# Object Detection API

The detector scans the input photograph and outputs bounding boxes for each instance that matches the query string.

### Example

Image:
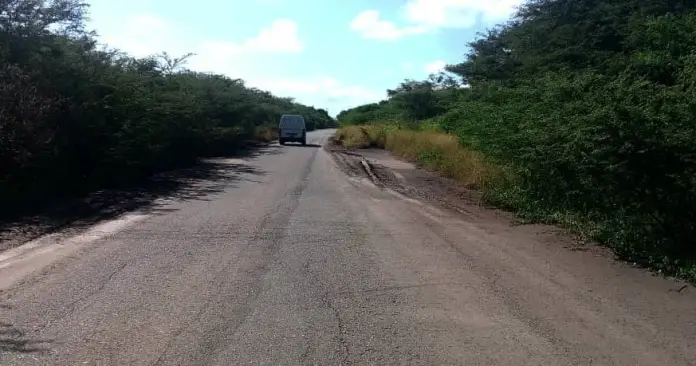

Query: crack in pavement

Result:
[150,145,319,365]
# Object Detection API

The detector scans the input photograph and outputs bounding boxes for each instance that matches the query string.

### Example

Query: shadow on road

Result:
[0,321,52,354]
[0,145,279,252]
[280,143,322,148]
[1,304,53,354]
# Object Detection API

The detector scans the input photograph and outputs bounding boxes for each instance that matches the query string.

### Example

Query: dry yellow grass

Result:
[336,125,498,189]
[336,125,387,149]
[254,125,278,142]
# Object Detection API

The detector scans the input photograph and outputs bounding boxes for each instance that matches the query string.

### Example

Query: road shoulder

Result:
[324,136,693,289]
[0,144,275,254]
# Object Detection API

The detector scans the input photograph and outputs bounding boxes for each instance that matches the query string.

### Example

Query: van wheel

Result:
[279,139,285,145]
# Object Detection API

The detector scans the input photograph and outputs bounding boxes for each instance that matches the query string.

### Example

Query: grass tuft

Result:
[336,125,499,189]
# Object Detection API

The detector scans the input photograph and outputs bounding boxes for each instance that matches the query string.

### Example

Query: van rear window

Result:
[280,116,305,129]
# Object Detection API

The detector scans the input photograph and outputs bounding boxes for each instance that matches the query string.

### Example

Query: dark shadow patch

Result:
[0,321,52,354]
[281,143,322,148]
[0,145,279,253]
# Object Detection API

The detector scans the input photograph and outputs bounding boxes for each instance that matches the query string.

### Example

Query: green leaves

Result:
[336,0,696,280]
[0,2,332,209]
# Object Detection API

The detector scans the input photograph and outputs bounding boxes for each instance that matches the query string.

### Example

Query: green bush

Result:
[0,0,337,212]
[335,0,696,280]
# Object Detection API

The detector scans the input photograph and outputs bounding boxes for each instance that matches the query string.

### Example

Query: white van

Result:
[278,114,307,145]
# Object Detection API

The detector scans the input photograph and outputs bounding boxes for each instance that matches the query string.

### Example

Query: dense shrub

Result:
[336,0,696,279]
[0,0,337,212]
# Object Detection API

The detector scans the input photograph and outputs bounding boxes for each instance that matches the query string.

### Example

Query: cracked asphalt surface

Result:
[1,129,696,365]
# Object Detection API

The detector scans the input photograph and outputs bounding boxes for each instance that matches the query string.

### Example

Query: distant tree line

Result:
[0,0,336,212]
[338,0,696,277]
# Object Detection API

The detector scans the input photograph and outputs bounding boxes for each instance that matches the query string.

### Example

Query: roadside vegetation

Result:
[0,0,336,216]
[336,0,696,281]
[336,125,496,189]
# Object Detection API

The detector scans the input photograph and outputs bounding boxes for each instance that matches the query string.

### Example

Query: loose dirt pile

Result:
[324,137,499,222]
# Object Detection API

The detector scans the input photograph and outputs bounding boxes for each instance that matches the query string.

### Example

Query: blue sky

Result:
[85,0,524,116]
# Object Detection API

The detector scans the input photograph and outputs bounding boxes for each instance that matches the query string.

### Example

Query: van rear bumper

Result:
[279,130,306,144]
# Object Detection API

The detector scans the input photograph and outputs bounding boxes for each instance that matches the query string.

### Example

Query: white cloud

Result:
[424,60,446,73]
[189,19,302,73]
[93,14,378,114]
[249,77,384,105]
[401,61,414,71]
[99,16,302,58]
[349,10,428,41]
[100,15,177,57]
[239,19,303,53]
[405,0,522,28]
[350,0,524,40]
[247,76,385,116]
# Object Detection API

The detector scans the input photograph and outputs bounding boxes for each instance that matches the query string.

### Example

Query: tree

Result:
[0,0,88,34]
[337,0,696,277]
[156,51,196,79]
[0,0,334,214]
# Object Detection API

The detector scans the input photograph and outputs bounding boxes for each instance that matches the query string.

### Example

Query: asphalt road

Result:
[1,129,695,365]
